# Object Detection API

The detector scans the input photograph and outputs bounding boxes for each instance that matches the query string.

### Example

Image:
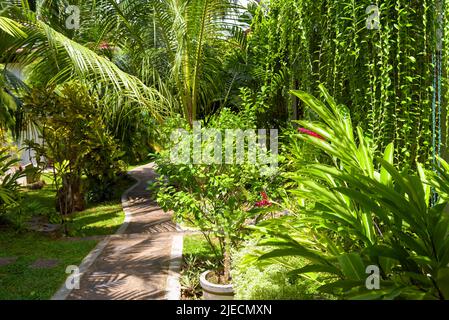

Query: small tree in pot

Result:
[155,109,279,297]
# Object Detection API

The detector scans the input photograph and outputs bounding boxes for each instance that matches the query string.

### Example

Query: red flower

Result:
[255,200,271,207]
[99,41,111,50]
[255,192,272,208]
[298,127,325,140]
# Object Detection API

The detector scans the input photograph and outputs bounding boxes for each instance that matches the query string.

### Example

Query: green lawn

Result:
[68,202,125,237]
[67,175,135,237]
[181,234,221,300]
[183,234,217,257]
[0,229,97,299]
[0,174,135,300]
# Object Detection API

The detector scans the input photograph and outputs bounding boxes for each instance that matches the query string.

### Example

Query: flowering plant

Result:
[297,128,325,140]
[255,191,272,208]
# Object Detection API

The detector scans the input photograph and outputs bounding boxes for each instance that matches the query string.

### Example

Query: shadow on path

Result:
[66,163,180,300]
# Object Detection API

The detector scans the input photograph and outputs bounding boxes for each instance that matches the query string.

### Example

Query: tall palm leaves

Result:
[89,0,241,125]
[0,65,28,136]
[169,0,231,124]
[0,1,169,123]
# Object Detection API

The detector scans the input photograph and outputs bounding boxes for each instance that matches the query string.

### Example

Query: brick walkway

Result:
[61,164,182,300]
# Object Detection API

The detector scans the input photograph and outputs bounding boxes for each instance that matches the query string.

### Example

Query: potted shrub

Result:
[155,109,278,299]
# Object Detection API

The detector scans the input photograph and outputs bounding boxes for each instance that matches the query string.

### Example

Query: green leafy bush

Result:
[0,149,25,217]
[153,114,190,153]
[24,82,126,216]
[4,197,60,231]
[82,131,127,203]
[155,107,279,283]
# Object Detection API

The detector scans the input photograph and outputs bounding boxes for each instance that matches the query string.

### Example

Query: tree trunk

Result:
[56,175,84,214]
[222,236,231,284]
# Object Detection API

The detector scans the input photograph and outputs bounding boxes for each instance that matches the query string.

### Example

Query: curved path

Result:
[53,163,183,300]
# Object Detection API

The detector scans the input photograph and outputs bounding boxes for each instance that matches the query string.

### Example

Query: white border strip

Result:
[116,174,142,235]
[165,234,184,300]
[51,166,143,300]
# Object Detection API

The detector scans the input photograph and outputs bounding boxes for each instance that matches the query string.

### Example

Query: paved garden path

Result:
[55,163,183,300]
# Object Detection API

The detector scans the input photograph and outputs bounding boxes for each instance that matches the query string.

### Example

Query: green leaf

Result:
[318,279,365,294]
[338,253,366,280]
[380,143,394,187]
[288,264,343,277]
[437,268,449,299]
[258,246,329,266]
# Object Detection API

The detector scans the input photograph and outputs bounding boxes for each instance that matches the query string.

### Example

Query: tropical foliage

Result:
[0,149,25,214]
[247,86,449,300]
[24,82,126,215]
[0,0,448,301]
[244,0,447,167]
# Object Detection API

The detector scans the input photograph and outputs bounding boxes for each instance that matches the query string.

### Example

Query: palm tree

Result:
[1,0,246,130]
[88,0,244,126]
[0,65,28,137]
[0,0,169,124]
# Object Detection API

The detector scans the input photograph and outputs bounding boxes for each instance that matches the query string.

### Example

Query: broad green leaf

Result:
[258,246,329,266]
[338,253,366,280]
[318,279,365,294]
[437,268,449,299]
[288,264,342,277]
[380,143,394,187]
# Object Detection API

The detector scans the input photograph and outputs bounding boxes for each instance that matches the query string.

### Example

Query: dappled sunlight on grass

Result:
[68,203,124,237]
[0,174,135,299]
[0,229,97,300]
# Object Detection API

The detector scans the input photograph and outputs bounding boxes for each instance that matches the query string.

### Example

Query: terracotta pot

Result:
[200,270,234,300]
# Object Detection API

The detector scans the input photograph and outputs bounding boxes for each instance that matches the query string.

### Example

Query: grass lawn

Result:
[181,234,221,300]
[0,174,135,300]
[67,175,135,237]
[68,202,125,237]
[183,234,217,257]
[0,229,97,299]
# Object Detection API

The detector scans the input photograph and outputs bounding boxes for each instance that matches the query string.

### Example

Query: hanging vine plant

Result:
[246,0,446,168]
